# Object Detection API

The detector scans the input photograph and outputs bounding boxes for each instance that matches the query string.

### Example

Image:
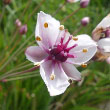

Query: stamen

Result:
[72,36,78,41]
[81,63,87,68]
[44,22,48,28]
[68,78,74,84]
[63,36,72,48]
[82,48,88,53]
[59,25,64,30]
[34,62,41,66]
[36,36,42,41]
[50,73,55,80]
[66,44,78,52]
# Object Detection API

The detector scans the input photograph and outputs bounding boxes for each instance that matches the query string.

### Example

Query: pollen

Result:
[44,22,48,28]
[36,36,42,41]
[34,62,41,66]
[82,48,88,53]
[59,25,64,30]
[81,63,87,68]
[50,74,55,80]
[72,36,78,41]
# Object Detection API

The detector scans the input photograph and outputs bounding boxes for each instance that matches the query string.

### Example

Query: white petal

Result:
[25,46,48,63]
[67,34,97,64]
[98,38,110,56]
[92,14,110,41]
[106,57,110,64]
[62,62,81,81]
[35,11,60,49]
[40,61,70,96]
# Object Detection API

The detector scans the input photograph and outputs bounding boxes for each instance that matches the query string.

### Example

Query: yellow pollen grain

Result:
[81,63,87,68]
[72,36,78,41]
[34,62,41,66]
[59,25,64,30]
[50,74,55,80]
[44,22,48,28]
[82,48,88,53]
[36,36,42,41]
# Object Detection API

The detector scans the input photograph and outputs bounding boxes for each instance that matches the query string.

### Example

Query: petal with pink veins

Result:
[40,60,70,96]
[62,62,81,81]
[35,11,60,49]
[67,34,97,64]
[25,46,48,63]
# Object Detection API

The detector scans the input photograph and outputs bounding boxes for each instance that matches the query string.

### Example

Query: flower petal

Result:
[98,38,110,56]
[25,46,48,63]
[67,34,97,64]
[92,14,110,41]
[62,62,81,81]
[35,11,60,49]
[40,60,69,96]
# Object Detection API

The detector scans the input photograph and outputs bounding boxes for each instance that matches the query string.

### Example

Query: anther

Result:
[72,36,78,41]
[36,36,42,41]
[59,25,64,30]
[50,73,55,80]
[34,62,41,66]
[44,22,48,28]
[82,48,88,53]
[68,79,73,84]
[81,63,87,68]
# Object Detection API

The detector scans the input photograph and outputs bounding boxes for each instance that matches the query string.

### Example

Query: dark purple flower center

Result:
[49,36,77,62]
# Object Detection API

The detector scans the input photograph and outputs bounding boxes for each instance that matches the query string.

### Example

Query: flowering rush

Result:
[25,11,97,96]
[92,14,110,62]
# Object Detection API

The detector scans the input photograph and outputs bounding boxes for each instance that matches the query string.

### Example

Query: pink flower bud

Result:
[81,17,90,26]
[15,19,22,27]
[19,24,27,35]
[106,57,110,64]
[3,0,11,5]
[80,0,90,8]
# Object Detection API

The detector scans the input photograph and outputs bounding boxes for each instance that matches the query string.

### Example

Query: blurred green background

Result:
[0,0,110,110]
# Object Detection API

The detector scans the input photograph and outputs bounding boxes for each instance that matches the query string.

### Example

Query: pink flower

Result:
[92,14,110,58]
[25,11,97,96]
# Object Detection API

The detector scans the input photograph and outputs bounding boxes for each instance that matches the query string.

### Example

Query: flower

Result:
[92,14,110,61]
[25,11,97,96]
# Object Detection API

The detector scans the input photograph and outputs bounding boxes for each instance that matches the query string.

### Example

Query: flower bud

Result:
[3,0,11,5]
[80,0,90,8]
[81,17,90,26]
[19,24,27,35]
[15,19,22,27]
[106,57,110,64]
[67,0,80,3]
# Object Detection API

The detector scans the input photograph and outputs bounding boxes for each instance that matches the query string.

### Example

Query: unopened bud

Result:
[3,0,11,5]
[19,24,27,35]
[67,0,80,3]
[80,0,90,8]
[15,19,22,27]
[106,57,110,64]
[81,17,90,26]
